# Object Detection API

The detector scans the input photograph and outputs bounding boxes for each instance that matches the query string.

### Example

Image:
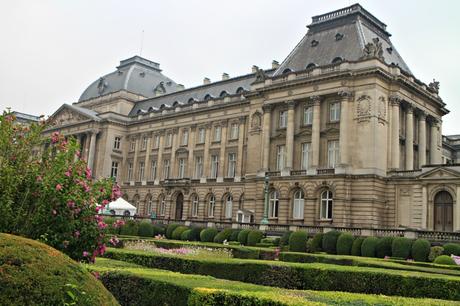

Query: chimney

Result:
[203,77,211,85]
[176,84,185,90]
[222,73,229,80]
[272,60,280,69]
[252,65,258,73]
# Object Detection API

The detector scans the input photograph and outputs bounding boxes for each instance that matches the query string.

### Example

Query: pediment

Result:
[50,104,98,127]
[419,167,460,179]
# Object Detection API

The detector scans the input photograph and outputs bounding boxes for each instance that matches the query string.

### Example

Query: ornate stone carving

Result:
[361,38,384,60]
[97,77,108,95]
[377,96,387,121]
[338,90,353,100]
[53,108,88,126]
[356,95,372,118]
[254,68,266,82]
[389,94,402,106]
[309,95,321,105]
[251,111,262,129]
[154,82,166,95]
[428,79,440,94]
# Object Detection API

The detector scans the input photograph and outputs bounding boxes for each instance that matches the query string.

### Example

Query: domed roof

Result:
[79,56,180,102]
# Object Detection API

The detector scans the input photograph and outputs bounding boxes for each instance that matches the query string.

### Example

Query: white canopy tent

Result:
[102,197,137,216]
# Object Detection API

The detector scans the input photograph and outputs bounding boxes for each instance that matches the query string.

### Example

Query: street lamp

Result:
[261,174,269,224]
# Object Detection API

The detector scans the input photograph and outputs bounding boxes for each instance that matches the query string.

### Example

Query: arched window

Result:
[148,107,154,112]
[269,191,279,218]
[282,68,292,74]
[191,195,199,217]
[145,195,153,215]
[320,190,333,220]
[293,190,304,219]
[204,94,212,101]
[306,63,316,69]
[225,194,233,219]
[172,101,179,107]
[208,194,216,217]
[158,195,166,216]
[236,87,245,94]
[188,98,196,104]
[434,191,453,231]
[220,91,228,98]
[332,57,343,64]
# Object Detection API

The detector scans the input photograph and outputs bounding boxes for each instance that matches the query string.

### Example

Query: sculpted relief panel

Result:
[355,94,387,125]
[53,109,88,126]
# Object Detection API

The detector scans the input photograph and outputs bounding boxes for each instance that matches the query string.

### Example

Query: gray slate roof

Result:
[79,56,179,102]
[274,4,411,76]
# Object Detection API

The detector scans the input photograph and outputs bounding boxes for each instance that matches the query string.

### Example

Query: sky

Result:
[0,0,459,134]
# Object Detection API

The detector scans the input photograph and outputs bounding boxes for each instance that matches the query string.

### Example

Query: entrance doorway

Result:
[434,191,453,232]
[175,193,184,220]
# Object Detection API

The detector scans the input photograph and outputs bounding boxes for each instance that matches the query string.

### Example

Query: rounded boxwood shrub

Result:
[279,231,293,247]
[171,226,189,240]
[229,229,241,241]
[411,239,431,262]
[351,237,365,256]
[434,255,456,265]
[186,227,203,241]
[375,237,394,258]
[361,237,379,257]
[322,230,341,254]
[200,228,218,242]
[237,229,251,245]
[119,219,139,236]
[442,243,460,256]
[428,246,444,262]
[138,221,154,237]
[336,233,354,255]
[181,229,192,241]
[0,233,118,306]
[165,224,181,239]
[289,231,308,252]
[310,233,323,252]
[392,237,413,259]
[152,225,165,236]
[247,230,264,246]
[214,228,234,243]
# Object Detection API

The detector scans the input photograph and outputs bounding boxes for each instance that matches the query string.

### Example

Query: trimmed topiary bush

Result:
[138,221,154,237]
[237,229,251,245]
[322,230,341,254]
[289,231,308,252]
[310,233,323,253]
[434,255,456,265]
[351,237,364,256]
[186,227,203,241]
[200,228,218,242]
[392,237,413,259]
[336,233,354,255]
[279,231,293,247]
[214,229,234,243]
[443,243,460,256]
[411,239,431,262]
[171,226,189,240]
[428,246,444,262]
[375,237,394,258]
[165,224,181,239]
[181,229,192,241]
[247,230,264,246]
[152,225,165,236]
[229,230,241,242]
[120,219,139,236]
[361,237,379,257]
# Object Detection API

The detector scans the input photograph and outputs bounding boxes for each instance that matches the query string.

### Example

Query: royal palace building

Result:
[45,4,460,232]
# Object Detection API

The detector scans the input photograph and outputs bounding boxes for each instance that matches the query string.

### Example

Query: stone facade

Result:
[44,4,460,232]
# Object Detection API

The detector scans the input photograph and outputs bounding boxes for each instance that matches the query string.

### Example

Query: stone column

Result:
[430,119,441,164]
[338,90,352,167]
[421,185,428,229]
[390,95,401,169]
[262,105,272,171]
[311,96,321,168]
[87,130,98,173]
[405,105,414,170]
[188,125,197,178]
[132,135,140,181]
[170,128,178,178]
[284,100,296,175]
[218,120,228,182]
[236,116,246,181]
[418,112,427,168]
[202,123,212,183]
[143,133,152,183]
[155,131,165,184]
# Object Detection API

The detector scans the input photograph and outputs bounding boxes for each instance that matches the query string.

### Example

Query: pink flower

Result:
[91,271,100,279]
[384,256,390,260]
[55,184,63,191]
[113,220,125,228]
[102,199,109,206]
[85,167,92,179]
[109,236,119,246]
[67,201,75,209]
[74,231,80,238]
[76,150,81,157]
[64,171,71,177]
[51,131,60,144]
[36,175,43,182]
[97,221,107,230]
[83,251,89,257]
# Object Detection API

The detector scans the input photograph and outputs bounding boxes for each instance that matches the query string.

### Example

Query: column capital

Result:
[220,119,229,126]
[427,116,439,126]
[406,103,414,114]
[238,116,246,124]
[309,95,321,105]
[389,94,402,106]
[338,89,354,100]
[287,100,296,109]
[262,104,273,112]
[190,124,197,131]
[416,109,427,119]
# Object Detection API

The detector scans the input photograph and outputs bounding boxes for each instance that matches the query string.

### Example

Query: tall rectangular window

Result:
[210,155,219,178]
[181,129,189,146]
[138,162,145,181]
[113,137,121,150]
[227,153,236,177]
[279,111,287,128]
[165,132,172,147]
[327,140,340,168]
[110,161,119,179]
[130,140,136,152]
[195,156,203,178]
[150,160,157,181]
[154,135,160,148]
[301,143,311,170]
[141,136,148,150]
[163,159,170,179]
[214,126,221,142]
[230,123,239,139]
[198,128,206,143]
[127,162,133,181]
[329,102,341,122]
[303,106,313,125]
[178,158,186,178]
[276,145,285,171]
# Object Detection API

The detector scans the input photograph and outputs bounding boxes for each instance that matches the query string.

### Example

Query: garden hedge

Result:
[237,229,251,245]
[429,246,444,262]
[434,255,456,266]
[213,228,234,244]
[392,237,413,259]
[310,233,323,252]
[279,231,292,247]
[229,229,241,241]
[119,220,139,236]
[336,233,354,255]
[200,228,218,242]
[375,237,394,258]
[288,231,308,252]
[172,226,189,240]
[412,239,431,262]
[351,237,364,256]
[247,230,264,246]
[443,243,460,256]
[181,229,192,241]
[104,248,460,301]
[322,230,341,254]
[361,237,379,257]
[165,224,181,239]
[138,221,154,237]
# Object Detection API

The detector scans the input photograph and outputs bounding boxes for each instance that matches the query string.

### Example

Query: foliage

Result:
[310,233,323,253]
[336,233,354,255]
[322,230,341,254]
[279,231,292,247]
[351,237,364,256]
[229,229,241,241]
[429,246,445,262]
[392,237,413,259]
[165,224,181,239]
[213,228,234,243]
[0,234,118,306]
[247,230,264,246]
[237,229,251,245]
[434,255,456,266]
[361,237,379,257]
[0,112,119,262]
[187,227,203,241]
[200,228,218,242]
[171,226,189,240]
[443,243,460,256]
[181,229,192,241]
[288,231,308,252]
[119,220,138,236]
[152,225,165,236]
[261,237,279,246]
[411,239,431,262]
[375,237,394,258]
[137,221,154,237]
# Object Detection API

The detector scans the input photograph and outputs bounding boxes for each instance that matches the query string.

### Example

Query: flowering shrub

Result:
[0,111,120,262]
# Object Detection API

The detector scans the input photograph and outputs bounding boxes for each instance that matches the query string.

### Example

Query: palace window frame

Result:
[293,190,305,219]
[320,190,333,220]
[329,102,341,122]
[269,191,280,218]
[208,195,216,217]
[225,194,233,219]
[191,195,199,217]
[113,137,121,150]
[303,106,313,125]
